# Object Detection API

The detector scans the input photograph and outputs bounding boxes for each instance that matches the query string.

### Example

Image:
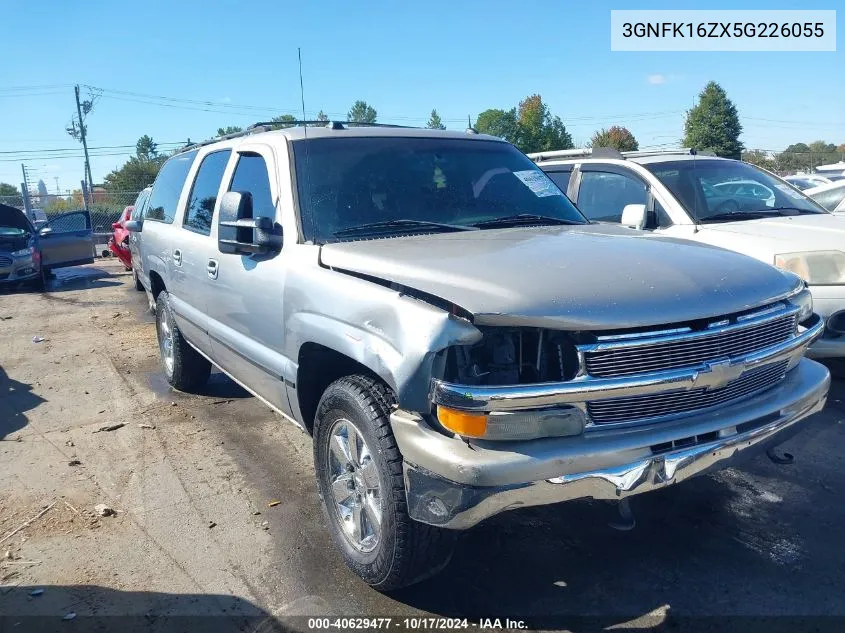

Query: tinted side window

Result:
[183,150,231,235]
[228,154,275,220]
[145,151,198,223]
[130,191,149,221]
[48,211,90,232]
[546,171,571,196]
[577,171,647,223]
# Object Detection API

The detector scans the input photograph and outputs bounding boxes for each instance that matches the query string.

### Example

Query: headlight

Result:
[437,405,585,440]
[788,287,814,323]
[775,251,845,285]
[11,248,32,257]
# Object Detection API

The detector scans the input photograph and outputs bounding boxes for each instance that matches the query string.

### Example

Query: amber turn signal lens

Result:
[436,406,488,438]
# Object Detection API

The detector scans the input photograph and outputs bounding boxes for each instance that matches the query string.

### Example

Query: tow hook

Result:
[766,448,794,465]
[608,497,636,532]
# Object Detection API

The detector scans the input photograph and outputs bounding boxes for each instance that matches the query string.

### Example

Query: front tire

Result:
[313,374,456,591]
[132,267,144,291]
[155,290,210,391]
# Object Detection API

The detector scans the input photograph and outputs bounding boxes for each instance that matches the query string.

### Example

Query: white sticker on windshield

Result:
[513,170,563,197]
[774,183,806,200]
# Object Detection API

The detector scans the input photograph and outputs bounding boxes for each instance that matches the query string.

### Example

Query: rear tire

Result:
[155,290,210,391]
[313,374,456,591]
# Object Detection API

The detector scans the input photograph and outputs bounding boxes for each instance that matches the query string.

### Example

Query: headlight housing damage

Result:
[775,250,845,285]
[437,327,586,441]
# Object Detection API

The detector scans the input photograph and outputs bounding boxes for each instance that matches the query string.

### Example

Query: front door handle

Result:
[173,249,182,266]
[207,259,219,280]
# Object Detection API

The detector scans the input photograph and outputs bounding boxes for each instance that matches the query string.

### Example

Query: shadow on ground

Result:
[0,365,44,439]
[386,409,845,625]
[0,585,288,633]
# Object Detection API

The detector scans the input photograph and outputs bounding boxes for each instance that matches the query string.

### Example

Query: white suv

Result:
[532,149,845,361]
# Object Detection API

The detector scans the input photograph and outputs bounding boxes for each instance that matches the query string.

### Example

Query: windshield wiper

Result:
[700,210,787,223]
[332,218,478,237]
[472,213,584,228]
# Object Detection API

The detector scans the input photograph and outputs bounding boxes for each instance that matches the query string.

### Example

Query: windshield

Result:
[644,159,828,222]
[292,137,586,242]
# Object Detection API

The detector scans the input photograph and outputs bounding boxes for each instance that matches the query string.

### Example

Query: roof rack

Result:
[174,120,420,154]
[528,147,701,163]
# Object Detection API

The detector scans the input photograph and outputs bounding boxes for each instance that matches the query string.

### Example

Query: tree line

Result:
[6,86,839,204]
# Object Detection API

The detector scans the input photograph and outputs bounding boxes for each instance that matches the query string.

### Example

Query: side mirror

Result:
[218,191,282,255]
[621,203,647,230]
[124,220,143,232]
[38,226,53,237]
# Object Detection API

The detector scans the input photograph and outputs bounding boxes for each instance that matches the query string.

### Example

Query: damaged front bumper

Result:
[391,358,830,529]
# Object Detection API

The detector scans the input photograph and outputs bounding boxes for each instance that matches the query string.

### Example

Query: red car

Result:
[108,206,133,270]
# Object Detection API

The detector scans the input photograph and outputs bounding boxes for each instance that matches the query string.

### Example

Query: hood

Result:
[0,204,32,251]
[0,204,31,232]
[699,213,845,250]
[320,225,801,330]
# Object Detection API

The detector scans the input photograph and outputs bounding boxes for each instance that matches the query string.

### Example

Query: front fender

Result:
[285,267,481,412]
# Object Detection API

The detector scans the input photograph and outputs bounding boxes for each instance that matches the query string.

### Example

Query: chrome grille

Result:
[584,312,797,378]
[0,256,12,268]
[587,360,789,425]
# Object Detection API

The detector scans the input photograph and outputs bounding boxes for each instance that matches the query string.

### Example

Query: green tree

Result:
[103,136,166,191]
[589,126,639,152]
[102,158,163,191]
[775,142,812,173]
[217,125,243,136]
[135,135,158,160]
[0,183,23,207]
[0,183,19,197]
[270,114,297,130]
[474,108,519,144]
[516,94,573,154]
[742,150,776,172]
[316,110,329,122]
[347,100,377,124]
[682,81,744,159]
[427,109,446,130]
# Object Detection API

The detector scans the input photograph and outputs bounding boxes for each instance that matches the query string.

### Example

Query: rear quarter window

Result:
[145,151,198,223]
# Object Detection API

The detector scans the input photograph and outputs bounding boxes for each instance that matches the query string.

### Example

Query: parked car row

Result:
[121,122,833,590]
[530,148,845,362]
[784,172,845,191]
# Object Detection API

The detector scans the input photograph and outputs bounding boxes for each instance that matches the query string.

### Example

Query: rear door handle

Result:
[207,259,218,280]
[173,249,182,266]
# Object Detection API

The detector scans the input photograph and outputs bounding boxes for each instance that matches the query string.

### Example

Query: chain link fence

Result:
[0,191,142,234]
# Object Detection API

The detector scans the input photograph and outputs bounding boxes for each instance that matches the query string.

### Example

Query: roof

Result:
[627,154,728,165]
[805,180,845,196]
[176,124,504,154]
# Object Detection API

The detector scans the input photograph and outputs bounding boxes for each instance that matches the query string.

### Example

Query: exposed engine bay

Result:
[442,327,582,385]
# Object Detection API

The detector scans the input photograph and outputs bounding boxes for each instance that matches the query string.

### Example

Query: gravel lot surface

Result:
[1,260,844,631]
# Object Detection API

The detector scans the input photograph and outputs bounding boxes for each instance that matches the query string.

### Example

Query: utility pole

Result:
[54,176,60,195]
[74,85,94,201]
[20,164,32,216]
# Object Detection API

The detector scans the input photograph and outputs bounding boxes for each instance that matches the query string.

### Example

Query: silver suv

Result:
[129,123,829,590]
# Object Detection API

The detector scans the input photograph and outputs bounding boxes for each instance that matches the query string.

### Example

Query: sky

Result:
[1,0,843,194]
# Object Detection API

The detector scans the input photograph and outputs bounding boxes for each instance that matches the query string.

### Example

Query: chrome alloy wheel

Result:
[326,418,383,553]
[157,305,175,375]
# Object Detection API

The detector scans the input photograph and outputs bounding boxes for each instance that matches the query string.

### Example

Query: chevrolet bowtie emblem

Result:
[694,359,745,391]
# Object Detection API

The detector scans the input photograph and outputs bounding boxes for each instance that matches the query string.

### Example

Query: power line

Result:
[0,142,185,155]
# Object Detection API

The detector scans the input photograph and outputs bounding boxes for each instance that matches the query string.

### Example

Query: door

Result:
[575,168,649,224]
[169,149,232,357]
[38,211,94,268]
[205,148,293,416]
